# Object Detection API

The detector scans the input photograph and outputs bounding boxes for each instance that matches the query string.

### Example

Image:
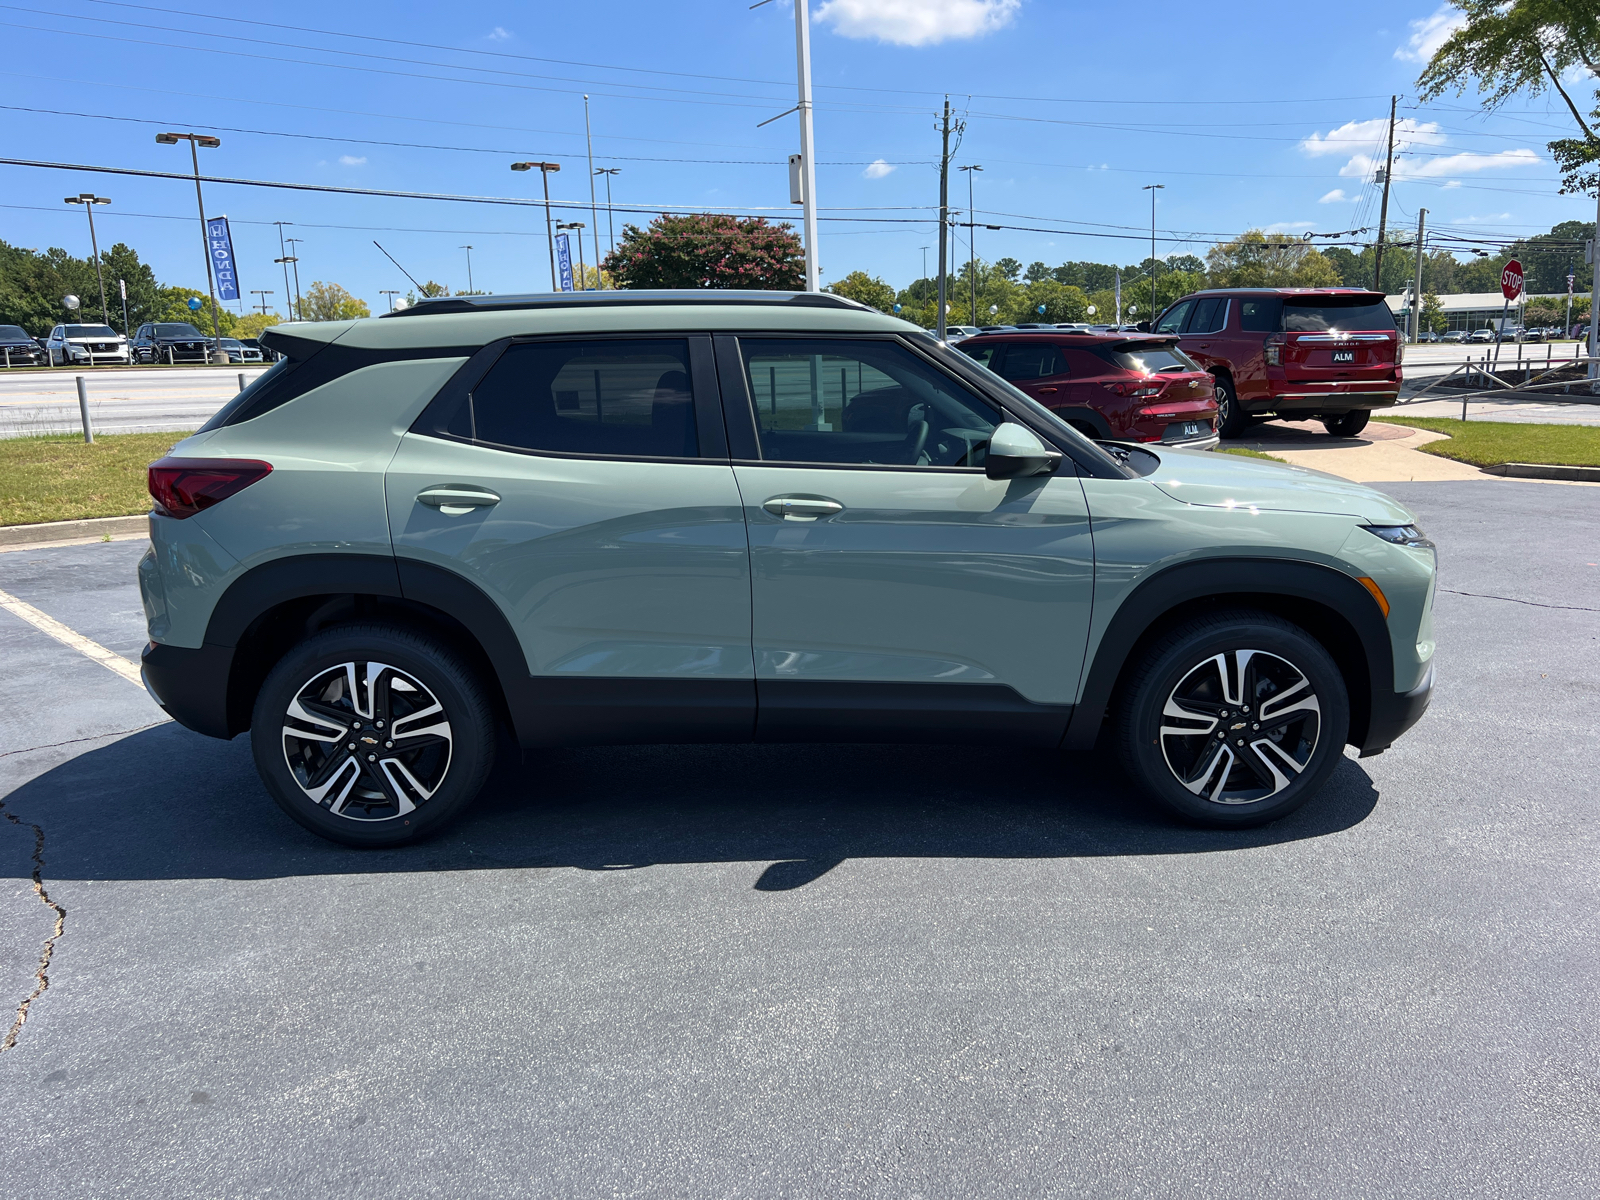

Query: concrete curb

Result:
[1480,462,1600,482]
[0,514,149,547]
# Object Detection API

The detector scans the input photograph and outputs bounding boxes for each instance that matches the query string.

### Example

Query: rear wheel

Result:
[1116,610,1349,827]
[250,623,497,847]
[1322,410,1370,437]
[1213,375,1248,438]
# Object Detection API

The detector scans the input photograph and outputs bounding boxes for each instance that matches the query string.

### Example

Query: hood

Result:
[1143,445,1416,524]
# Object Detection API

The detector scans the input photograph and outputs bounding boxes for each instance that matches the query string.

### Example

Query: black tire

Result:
[1322,410,1370,437]
[1115,609,1349,827]
[1213,374,1248,438]
[250,622,497,847]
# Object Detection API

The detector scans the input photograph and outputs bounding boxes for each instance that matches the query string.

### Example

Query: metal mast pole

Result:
[1590,188,1600,380]
[190,138,223,357]
[274,222,294,320]
[81,199,109,324]
[936,98,950,341]
[542,167,558,290]
[795,0,820,291]
[1373,95,1397,293]
[584,96,601,288]
[1410,208,1427,343]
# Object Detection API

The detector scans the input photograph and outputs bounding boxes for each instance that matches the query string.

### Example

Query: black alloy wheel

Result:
[1213,374,1248,438]
[1322,410,1371,437]
[251,623,496,846]
[1116,609,1349,827]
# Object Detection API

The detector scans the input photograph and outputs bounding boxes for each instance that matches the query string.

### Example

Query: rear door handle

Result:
[762,495,844,521]
[417,486,500,516]
[1037,386,1059,394]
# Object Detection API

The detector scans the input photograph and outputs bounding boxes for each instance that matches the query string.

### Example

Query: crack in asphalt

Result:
[0,800,64,1053]
[0,720,170,761]
[1440,588,1598,613]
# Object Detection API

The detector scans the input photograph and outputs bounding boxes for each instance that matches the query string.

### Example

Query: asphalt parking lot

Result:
[0,480,1596,1198]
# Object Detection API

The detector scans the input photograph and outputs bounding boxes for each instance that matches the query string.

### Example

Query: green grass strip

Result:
[1372,416,1600,468]
[0,432,188,526]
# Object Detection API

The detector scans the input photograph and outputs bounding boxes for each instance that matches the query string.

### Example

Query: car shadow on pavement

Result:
[2,724,1380,888]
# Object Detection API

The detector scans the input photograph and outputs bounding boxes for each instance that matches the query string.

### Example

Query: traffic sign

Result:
[1500,259,1524,300]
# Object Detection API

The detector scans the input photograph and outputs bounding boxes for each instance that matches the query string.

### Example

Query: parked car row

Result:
[0,321,277,367]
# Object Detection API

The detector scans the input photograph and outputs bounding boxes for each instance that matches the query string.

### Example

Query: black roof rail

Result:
[379,289,873,318]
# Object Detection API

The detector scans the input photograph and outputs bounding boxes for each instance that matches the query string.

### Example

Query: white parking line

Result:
[0,586,143,685]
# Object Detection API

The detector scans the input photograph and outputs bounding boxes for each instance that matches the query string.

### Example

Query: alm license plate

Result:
[1331,350,1355,364]
[1183,423,1203,436]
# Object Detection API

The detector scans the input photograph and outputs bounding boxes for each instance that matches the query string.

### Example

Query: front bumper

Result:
[1359,662,1434,756]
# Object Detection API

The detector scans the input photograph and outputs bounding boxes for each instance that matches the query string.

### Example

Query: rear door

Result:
[388,335,754,744]
[720,334,1093,743]
[1178,297,1229,371]
[1278,295,1399,383]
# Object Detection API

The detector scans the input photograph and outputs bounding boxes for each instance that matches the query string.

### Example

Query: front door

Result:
[387,335,754,744]
[721,335,1095,744]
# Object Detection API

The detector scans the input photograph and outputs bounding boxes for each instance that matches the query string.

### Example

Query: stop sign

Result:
[1501,259,1524,300]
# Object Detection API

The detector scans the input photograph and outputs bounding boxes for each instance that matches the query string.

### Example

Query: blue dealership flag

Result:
[206,216,240,302]
[555,233,575,292]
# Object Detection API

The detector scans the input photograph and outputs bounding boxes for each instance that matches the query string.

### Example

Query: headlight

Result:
[1363,524,1434,550]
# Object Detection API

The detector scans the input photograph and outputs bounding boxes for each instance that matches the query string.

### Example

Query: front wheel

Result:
[1322,410,1370,437]
[250,623,497,846]
[1213,375,1248,438]
[1115,610,1350,827]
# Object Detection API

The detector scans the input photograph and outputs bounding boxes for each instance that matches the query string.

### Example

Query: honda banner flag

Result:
[206,216,240,302]
[555,232,575,292]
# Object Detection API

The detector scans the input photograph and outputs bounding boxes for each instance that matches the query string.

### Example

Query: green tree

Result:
[602,214,804,289]
[404,281,450,308]
[1207,232,1345,289]
[0,240,165,334]
[1421,291,1448,334]
[1415,0,1600,195]
[156,286,237,335]
[1023,261,1051,284]
[233,311,285,339]
[826,270,896,312]
[994,257,1023,283]
[298,281,371,322]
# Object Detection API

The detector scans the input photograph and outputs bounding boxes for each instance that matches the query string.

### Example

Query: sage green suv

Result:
[137,291,1436,846]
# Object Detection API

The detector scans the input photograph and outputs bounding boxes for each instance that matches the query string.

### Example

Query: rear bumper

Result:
[140,640,238,739]
[1359,663,1433,756]
[1250,390,1400,414]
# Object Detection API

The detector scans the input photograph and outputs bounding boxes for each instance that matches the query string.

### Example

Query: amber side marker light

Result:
[1355,575,1391,619]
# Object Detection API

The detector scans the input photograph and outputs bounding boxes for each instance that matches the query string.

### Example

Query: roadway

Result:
[0,366,270,438]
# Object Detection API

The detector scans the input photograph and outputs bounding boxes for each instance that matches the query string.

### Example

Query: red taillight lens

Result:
[1263,335,1284,366]
[1107,381,1162,398]
[148,457,273,519]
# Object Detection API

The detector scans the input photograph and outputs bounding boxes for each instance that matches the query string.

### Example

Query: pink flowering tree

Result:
[601,213,805,290]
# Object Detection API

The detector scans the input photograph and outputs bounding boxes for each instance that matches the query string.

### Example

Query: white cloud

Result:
[862,159,896,179]
[1394,5,1465,63]
[487,26,512,41]
[1318,189,1352,203]
[1300,117,1447,159]
[1300,116,1538,184]
[1457,212,1514,224]
[1086,162,1109,171]
[815,0,1019,46]
[1263,222,1314,234]
[338,155,367,166]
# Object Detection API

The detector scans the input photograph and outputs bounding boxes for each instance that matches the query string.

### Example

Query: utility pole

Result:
[583,96,603,287]
[461,245,474,293]
[273,221,295,320]
[959,164,983,326]
[1373,95,1397,293]
[794,0,820,291]
[286,239,306,316]
[595,167,621,256]
[510,161,561,291]
[934,97,964,341]
[1142,184,1164,314]
[1409,208,1427,343]
[250,289,273,314]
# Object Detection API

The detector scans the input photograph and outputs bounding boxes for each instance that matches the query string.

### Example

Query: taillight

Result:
[1263,335,1284,366]
[148,457,273,519]
[1395,339,1405,365]
[1107,381,1162,398]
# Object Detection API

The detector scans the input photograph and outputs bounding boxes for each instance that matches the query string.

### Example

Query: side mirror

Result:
[986,422,1063,480]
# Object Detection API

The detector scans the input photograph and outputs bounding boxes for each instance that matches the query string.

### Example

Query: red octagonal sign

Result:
[1501,259,1524,300]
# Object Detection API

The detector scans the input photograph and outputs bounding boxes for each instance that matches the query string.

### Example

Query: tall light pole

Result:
[64,194,112,325]
[156,132,227,362]
[285,238,306,316]
[595,167,621,257]
[558,221,587,289]
[920,246,929,281]
[273,221,296,320]
[583,96,603,288]
[1142,184,1165,316]
[511,161,561,291]
[250,289,273,315]
[461,245,475,293]
[379,289,400,313]
[958,165,982,326]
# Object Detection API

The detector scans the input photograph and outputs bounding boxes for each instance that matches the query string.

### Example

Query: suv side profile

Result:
[1152,288,1402,438]
[138,291,1436,846]
[956,330,1218,448]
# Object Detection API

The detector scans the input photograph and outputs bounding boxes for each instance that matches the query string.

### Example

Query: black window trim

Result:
[407,331,727,466]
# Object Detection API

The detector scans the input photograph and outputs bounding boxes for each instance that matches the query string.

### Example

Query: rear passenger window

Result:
[449,339,698,458]
[1241,299,1282,332]
[994,342,1067,380]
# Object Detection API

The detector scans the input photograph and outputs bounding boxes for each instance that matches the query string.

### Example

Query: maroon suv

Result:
[957,331,1218,448]
[1151,288,1401,438]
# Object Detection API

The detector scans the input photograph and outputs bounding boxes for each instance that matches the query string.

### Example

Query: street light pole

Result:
[461,245,474,293]
[595,168,621,257]
[379,289,400,313]
[584,96,603,287]
[64,194,112,325]
[156,132,227,362]
[959,165,982,327]
[511,161,562,291]
[558,222,587,290]
[1142,184,1165,315]
[273,221,295,320]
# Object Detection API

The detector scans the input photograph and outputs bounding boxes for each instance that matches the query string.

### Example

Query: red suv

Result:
[957,331,1218,448]
[1151,288,1401,438]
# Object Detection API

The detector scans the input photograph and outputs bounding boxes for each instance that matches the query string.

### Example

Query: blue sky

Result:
[1,0,1586,313]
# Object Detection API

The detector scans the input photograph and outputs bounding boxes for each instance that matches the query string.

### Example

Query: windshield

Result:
[1282,299,1395,332]
[0,325,30,341]
[63,324,117,338]
[1097,345,1199,374]
[155,323,204,337]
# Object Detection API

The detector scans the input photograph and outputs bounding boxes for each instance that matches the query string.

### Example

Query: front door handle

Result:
[762,495,844,521]
[1037,386,1059,394]
[417,486,501,516]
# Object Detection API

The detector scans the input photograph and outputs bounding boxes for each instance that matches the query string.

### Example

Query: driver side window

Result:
[739,338,1002,468]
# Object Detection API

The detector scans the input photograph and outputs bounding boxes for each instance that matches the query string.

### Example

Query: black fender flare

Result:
[1061,557,1392,752]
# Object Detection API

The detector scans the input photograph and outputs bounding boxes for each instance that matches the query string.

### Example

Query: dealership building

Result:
[1386,291,1575,333]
